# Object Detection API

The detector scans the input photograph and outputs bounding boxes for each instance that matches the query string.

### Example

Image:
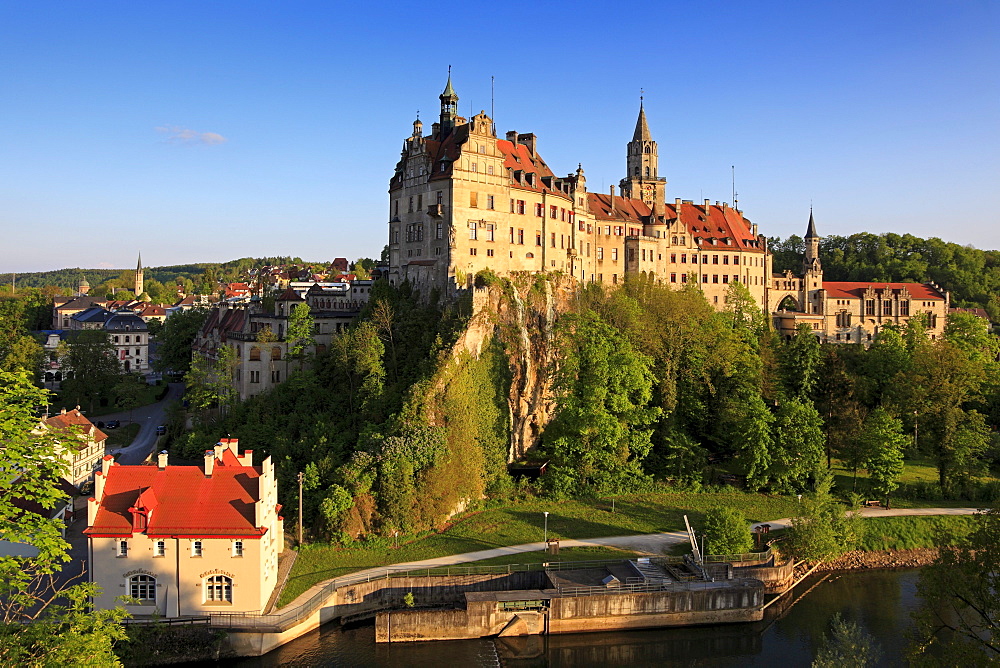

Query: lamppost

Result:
[543,511,549,544]
[913,410,919,452]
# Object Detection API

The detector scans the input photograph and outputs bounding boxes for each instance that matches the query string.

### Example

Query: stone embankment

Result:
[818,548,940,572]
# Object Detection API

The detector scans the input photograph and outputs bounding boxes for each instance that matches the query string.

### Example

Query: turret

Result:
[803,209,822,275]
[439,69,459,133]
[620,97,666,208]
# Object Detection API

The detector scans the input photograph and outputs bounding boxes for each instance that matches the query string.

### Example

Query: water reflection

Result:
[223,570,922,667]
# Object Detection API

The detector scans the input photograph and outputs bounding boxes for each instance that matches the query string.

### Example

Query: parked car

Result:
[156,425,166,435]
[105,420,120,430]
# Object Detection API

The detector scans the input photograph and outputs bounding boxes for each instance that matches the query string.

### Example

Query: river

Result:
[221,569,922,667]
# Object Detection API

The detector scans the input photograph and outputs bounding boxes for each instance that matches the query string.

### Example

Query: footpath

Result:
[280,506,980,611]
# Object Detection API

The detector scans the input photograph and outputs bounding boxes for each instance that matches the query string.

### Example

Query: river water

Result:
[223,569,921,667]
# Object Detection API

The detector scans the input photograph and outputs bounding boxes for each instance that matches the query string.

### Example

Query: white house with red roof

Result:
[41,407,108,487]
[85,439,283,617]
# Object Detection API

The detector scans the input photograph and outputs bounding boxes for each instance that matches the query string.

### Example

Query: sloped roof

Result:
[44,409,108,445]
[822,282,945,301]
[85,459,265,538]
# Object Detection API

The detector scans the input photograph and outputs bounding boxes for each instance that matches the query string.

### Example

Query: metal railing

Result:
[557,578,760,598]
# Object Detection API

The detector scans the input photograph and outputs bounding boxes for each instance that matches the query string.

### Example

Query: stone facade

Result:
[770,213,949,343]
[388,77,772,308]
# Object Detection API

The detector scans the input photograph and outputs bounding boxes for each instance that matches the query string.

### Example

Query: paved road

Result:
[100,382,185,465]
[280,506,983,610]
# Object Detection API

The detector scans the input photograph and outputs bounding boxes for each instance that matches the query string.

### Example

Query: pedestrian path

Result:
[279,506,981,611]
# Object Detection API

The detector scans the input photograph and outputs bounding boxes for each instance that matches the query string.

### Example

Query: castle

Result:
[386,74,772,310]
[386,74,950,343]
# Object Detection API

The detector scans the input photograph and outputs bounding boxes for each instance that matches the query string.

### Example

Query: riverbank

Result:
[817,547,940,571]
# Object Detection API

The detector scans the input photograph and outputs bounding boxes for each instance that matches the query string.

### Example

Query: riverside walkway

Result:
[278,506,981,612]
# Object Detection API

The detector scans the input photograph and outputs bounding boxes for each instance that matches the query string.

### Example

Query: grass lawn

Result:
[280,491,801,606]
[105,423,140,449]
[831,457,944,492]
[859,515,977,551]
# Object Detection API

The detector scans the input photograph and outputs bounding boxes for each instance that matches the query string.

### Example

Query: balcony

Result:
[426,204,444,216]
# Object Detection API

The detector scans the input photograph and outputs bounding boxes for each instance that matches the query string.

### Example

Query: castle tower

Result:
[134,252,144,298]
[620,99,666,208]
[803,210,822,276]
[438,69,459,134]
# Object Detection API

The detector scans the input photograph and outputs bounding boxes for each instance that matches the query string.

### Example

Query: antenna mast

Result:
[732,165,738,211]
[491,75,495,135]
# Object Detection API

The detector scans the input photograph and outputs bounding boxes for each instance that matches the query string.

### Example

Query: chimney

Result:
[94,471,105,503]
[704,199,711,212]
[214,442,225,461]
[101,454,114,476]
[506,130,517,142]
[157,450,168,469]
[675,198,683,224]
[609,185,616,214]
[204,450,215,477]
[60,407,66,415]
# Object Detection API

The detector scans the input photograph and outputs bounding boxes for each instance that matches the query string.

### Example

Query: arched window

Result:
[205,575,232,603]
[645,167,650,178]
[672,236,678,244]
[129,574,156,603]
[270,347,282,361]
[644,146,651,154]
[249,347,261,361]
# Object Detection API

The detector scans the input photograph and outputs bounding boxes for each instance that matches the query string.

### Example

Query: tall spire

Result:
[134,252,144,297]
[805,207,818,239]
[633,98,651,142]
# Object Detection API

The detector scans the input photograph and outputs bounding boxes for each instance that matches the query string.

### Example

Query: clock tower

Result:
[620,100,666,209]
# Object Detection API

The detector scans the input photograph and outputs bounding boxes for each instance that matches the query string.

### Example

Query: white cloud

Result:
[155,125,227,146]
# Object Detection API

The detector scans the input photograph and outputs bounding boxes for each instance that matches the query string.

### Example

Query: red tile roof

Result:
[44,409,108,446]
[496,139,572,201]
[85,460,266,538]
[822,282,945,301]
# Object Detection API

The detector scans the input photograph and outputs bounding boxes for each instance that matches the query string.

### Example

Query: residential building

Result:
[387,76,772,308]
[85,440,283,617]
[770,213,950,343]
[41,407,108,487]
[105,313,150,373]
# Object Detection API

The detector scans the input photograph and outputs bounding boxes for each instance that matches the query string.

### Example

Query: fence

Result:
[204,552,776,631]
[557,578,756,598]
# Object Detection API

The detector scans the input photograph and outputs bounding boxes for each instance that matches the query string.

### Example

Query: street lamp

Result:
[913,410,919,451]
[543,511,549,544]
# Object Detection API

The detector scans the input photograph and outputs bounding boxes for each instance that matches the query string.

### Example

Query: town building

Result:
[770,213,950,342]
[105,313,150,373]
[85,440,283,617]
[41,407,108,488]
[192,287,368,400]
[387,76,772,308]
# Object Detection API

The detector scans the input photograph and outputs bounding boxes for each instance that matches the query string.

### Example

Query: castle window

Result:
[865,300,875,315]
[486,224,495,241]
[587,243,591,257]
[510,227,515,243]
[192,541,203,557]
[672,236,678,244]
[550,205,557,219]
[129,575,156,603]
[722,275,729,283]
[713,255,719,265]
[670,273,677,283]
[478,144,485,154]
[681,274,688,283]
[551,233,556,248]
[723,256,729,265]
[535,203,543,217]
[645,167,650,178]
[670,253,676,263]
[249,347,261,361]
[487,195,495,210]
[681,254,687,263]
[408,197,413,213]
[233,540,243,557]
[734,256,740,265]
[154,540,165,557]
[680,237,686,244]
[468,222,478,240]
[597,247,604,261]
[536,232,542,246]
[702,274,708,283]
[469,248,477,256]
[900,300,909,316]
[517,200,525,215]
[470,192,478,207]
[271,347,281,361]
[436,221,443,239]
[883,301,893,316]
[702,255,709,264]
[117,540,128,557]
[713,275,719,283]
[471,162,477,172]
[436,191,443,204]
[250,370,260,383]
[487,164,494,175]
[125,335,131,343]
[487,249,494,257]
[518,229,524,244]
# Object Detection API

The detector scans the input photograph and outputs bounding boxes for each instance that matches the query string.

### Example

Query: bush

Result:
[703,506,754,555]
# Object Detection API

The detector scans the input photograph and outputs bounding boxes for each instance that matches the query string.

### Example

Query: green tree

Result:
[286,302,315,360]
[541,311,661,495]
[861,409,907,506]
[779,324,823,399]
[770,398,826,492]
[0,371,127,665]
[184,345,239,414]
[788,473,857,562]
[720,389,773,492]
[813,613,881,668]
[62,330,121,412]
[910,508,1000,665]
[113,373,145,425]
[152,308,208,375]
[702,507,753,555]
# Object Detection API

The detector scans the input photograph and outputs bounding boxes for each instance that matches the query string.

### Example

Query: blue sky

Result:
[1,1,997,273]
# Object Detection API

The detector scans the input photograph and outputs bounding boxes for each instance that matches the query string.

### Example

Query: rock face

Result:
[446,275,575,463]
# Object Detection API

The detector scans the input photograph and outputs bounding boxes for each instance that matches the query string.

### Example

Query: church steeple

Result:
[134,252,144,298]
[620,95,666,208]
[439,67,459,133]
